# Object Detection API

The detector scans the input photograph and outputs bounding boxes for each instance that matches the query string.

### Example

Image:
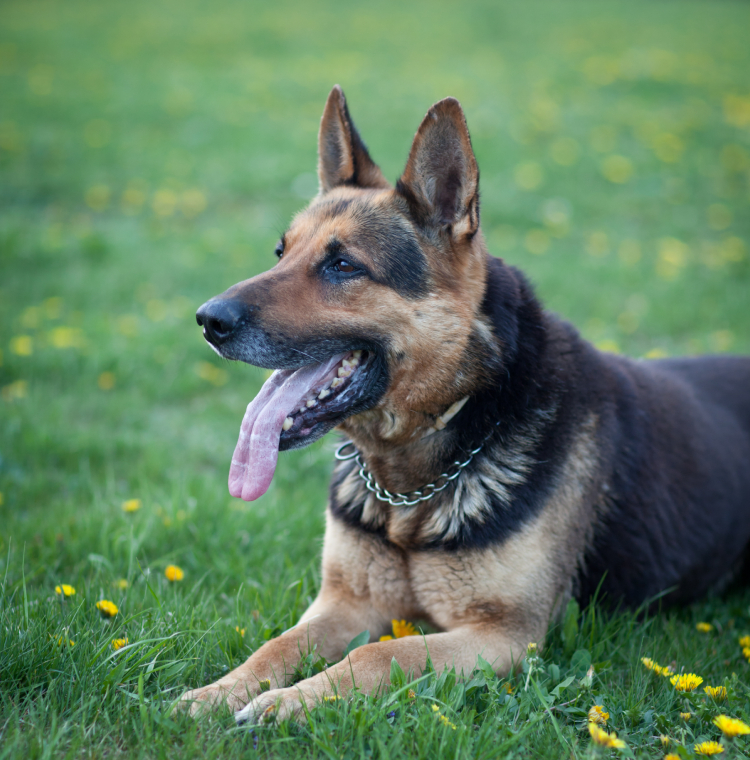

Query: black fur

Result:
[330,255,750,608]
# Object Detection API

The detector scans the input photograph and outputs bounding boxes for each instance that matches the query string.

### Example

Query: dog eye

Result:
[334,259,355,273]
[274,241,284,259]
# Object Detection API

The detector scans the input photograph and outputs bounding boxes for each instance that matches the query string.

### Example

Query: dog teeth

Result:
[318,388,330,400]
[299,406,307,413]
[331,377,344,389]
[306,398,317,408]
[282,417,293,431]
[337,367,352,378]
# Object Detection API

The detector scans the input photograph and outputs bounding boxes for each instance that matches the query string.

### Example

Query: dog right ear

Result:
[397,98,479,237]
[317,86,389,193]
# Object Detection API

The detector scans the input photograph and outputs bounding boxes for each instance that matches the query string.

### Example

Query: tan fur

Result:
[182,415,600,719]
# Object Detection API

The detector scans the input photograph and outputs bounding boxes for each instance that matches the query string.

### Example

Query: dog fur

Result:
[182,86,750,723]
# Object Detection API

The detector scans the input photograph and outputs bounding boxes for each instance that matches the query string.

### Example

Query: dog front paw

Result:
[235,687,311,725]
[178,682,255,716]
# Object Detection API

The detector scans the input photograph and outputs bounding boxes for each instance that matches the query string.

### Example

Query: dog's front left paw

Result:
[235,687,312,725]
[178,682,255,717]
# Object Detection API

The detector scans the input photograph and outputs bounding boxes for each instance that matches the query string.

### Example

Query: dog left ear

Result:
[318,85,390,193]
[397,98,479,237]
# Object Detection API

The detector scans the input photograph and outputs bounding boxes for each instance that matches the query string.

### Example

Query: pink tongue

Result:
[228,354,346,501]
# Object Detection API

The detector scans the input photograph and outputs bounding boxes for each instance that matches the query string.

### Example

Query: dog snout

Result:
[196,298,246,346]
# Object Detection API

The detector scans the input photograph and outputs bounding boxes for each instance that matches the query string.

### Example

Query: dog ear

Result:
[318,85,389,193]
[397,98,479,236]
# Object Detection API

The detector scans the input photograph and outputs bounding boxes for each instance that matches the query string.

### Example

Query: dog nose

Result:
[196,298,245,346]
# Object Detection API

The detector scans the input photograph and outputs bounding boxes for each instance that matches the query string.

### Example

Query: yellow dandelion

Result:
[738,635,750,648]
[694,741,724,755]
[258,679,271,692]
[112,637,129,650]
[588,722,626,749]
[438,713,456,730]
[714,715,750,737]
[705,685,727,700]
[379,635,394,641]
[235,626,245,637]
[95,599,118,618]
[55,584,76,597]
[122,498,141,513]
[52,635,75,647]
[527,642,538,655]
[680,712,692,720]
[742,647,750,661]
[114,579,129,590]
[164,565,184,582]
[431,704,440,712]
[391,619,418,638]
[696,622,713,633]
[323,695,342,702]
[407,689,416,699]
[641,656,674,676]
[660,734,670,746]
[670,673,703,692]
[665,755,680,760]
[588,705,609,725]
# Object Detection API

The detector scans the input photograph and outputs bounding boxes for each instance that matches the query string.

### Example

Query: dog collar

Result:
[334,419,500,508]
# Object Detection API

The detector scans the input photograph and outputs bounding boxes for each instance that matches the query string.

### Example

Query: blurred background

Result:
[1,0,749,587]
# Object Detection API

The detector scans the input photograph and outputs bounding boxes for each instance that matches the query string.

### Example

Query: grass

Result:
[1,0,750,756]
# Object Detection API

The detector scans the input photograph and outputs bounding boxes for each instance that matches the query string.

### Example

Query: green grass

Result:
[1,0,750,756]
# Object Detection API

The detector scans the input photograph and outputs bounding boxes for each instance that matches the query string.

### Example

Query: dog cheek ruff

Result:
[335,421,500,508]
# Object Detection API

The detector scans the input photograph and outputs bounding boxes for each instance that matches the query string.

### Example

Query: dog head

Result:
[197,86,501,500]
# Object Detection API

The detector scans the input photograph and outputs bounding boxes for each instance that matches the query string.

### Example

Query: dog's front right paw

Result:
[178,682,254,717]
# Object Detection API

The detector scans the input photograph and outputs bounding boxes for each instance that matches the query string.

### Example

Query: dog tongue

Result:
[228,354,346,501]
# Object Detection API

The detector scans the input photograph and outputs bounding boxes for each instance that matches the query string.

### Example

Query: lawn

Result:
[1,0,750,757]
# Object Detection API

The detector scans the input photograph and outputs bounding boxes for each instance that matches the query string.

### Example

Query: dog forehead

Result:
[288,193,430,298]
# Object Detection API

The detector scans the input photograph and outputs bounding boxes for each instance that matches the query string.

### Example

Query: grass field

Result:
[2,0,750,756]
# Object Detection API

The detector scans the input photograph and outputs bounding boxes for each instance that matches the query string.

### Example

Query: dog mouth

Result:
[228,350,374,501]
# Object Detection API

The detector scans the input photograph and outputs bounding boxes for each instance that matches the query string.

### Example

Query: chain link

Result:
[334,423,498,508]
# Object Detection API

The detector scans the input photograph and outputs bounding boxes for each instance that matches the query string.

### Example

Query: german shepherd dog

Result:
[183,86,750,722]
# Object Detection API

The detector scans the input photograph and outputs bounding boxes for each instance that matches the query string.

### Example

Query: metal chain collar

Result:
[334,422,499,508]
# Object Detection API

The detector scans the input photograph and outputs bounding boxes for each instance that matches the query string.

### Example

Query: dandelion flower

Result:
[407,689,416,699]
[527,642,538,655]
[323,695,342,702]
[588,705,609,725]
[714,715,750,737]
[670,673,703,692]
[122,498,141,513]
[55,584,75,597]
[742,647,750,662]
[588,722,626,749]
[115,579,129,590]
[641,656,674,676]
[235,626,245,637]
[696,622,713,633]
[680,712,692,720]
[96,599,118,618]
[431,704,440,712]
[164,565,184,582]
[665,755,680,760]
[660,734,670,746]
[391,619,417,638]
[379,635,393,641]
[705,685,727,700]
[112,637,129,650]
[739,635,750,648]
[694,740,724,755]
[438,713,456,730]
[53,635,75,647]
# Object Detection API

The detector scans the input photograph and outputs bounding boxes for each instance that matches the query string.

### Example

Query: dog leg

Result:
[235,624,530,724]
[178,595,390,715]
